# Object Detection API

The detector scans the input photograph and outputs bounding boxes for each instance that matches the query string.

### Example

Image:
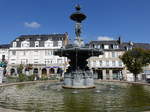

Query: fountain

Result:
[0,4,150,112]
[55,5,103,89]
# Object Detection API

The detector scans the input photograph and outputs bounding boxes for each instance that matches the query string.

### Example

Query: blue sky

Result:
[0,0,150,44]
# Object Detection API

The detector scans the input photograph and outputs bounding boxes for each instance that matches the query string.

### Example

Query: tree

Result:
[17,64,24,74]
[120,48,150,82]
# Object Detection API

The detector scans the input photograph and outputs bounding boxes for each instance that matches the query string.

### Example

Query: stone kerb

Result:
[95,80,150,86]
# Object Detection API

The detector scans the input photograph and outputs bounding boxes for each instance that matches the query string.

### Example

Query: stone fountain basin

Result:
[0,80,150,112]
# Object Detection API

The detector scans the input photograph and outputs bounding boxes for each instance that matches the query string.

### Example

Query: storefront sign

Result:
[0,67,3,83]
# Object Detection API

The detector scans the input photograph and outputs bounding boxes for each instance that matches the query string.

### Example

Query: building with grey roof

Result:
[0,35,150,81]
[88,38,150,81]
[0,33,69,78]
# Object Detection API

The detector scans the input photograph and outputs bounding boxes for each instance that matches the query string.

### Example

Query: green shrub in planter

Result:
[27,74,35,81]
[49,75,57,80]
[40,74,48,80]
[18,74,27,82]
[6,76,18,83]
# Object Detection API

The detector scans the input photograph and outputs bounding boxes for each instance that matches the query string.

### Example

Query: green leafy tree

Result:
[17,64,24,74]
[120,48,150,82]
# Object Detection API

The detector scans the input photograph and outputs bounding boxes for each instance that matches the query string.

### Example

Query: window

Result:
[49,60,53,64]
[34,50,38,55]
[35,41,39,47]
[112,52,115,58]
[45,59,53,64]
[11,59,15,61]
[2,55,5,61]
[119,61,122,66]
[16,39,19,41]
[11,59,16,64]
[94,45,98,48]
[112,61,116,66]
[144,70,150,74]
[99,60,102,66]
[106,60,109,66]
[104,45,109,49]
[92,60,96,67]
[45,40,53,47]
[21,59,27,64]
[12,51,16,55]
[105,52,109,58]
[37,38,41,41]
[21,41,30,48]
[45,50,53,56]
[13,42,17,47]
[34,59,38,64]
[98,45,101,49]
[113,45,119,49]
[57,59,62,63]
[118,52,122,57]
[92,44,95,48]
[58,41,62,47]
[23,51,26,56]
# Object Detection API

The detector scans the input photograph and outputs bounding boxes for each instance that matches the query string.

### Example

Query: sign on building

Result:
[0,67,4,83]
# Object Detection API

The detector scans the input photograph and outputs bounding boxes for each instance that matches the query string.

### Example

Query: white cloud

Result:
[24,22,41,28]
[97,36,113,41]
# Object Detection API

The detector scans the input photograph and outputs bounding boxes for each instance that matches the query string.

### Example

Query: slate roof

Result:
[10,33,68,47]
[14,34,67,41]
[0,44,10,49]
[133,43,150,50]
[89,40,150,51]
[89,40,119,45]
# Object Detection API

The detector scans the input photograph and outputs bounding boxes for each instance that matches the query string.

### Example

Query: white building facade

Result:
[88,38,150,81]
[1,33,69,78]
[0,44,9,62]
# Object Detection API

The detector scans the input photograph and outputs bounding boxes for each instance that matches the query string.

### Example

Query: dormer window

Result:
[45,40,53,47]
[26,38,30,41]
[21,41,30,48]
[13,42,17,47]
[128,45,133,50]
[35,41,39,47]
[58,41,62,47]
[125,46,132,51]
[98,45,101,49]
[104,45,109,49]
[94,45,98,48]
[16,39,19,41]
[37,38,41,41]
[113,45,119,49]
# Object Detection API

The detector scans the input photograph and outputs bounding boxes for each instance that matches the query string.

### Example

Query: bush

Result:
[49,75,57,80]
[27,74,35,81]
[5,76,18,83]
[18,74,27,82]
[40,74,48,80]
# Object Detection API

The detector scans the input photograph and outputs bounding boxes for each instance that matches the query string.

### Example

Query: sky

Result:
[0,0,150,44]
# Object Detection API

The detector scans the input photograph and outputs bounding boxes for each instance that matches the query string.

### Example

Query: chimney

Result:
[118,37,122,44]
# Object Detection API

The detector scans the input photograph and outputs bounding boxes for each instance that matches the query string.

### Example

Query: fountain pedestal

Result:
[55,5,103,89]
[55,46,103,89]
[62,71,95,89]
